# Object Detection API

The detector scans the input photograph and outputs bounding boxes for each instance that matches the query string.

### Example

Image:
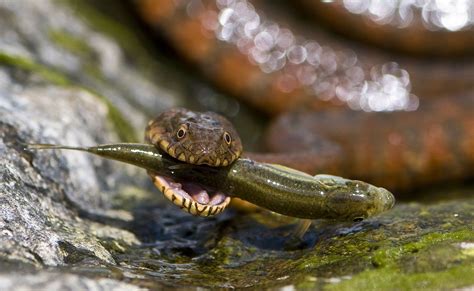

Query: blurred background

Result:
[0,0,473,289]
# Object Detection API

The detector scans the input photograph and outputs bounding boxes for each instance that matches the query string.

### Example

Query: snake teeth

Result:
[152,174,231,217]
[177,152,186,162]
[159,140,170,150]
[167,146,176,157]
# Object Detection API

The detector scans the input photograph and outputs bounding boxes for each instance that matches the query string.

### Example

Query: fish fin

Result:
[268,163,313,177]
[290,219,313,239]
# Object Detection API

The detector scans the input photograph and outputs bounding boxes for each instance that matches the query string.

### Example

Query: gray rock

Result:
[0,272,145,291]
[0,0,179,135]
[0,80,141,267]
[0,0,199,288]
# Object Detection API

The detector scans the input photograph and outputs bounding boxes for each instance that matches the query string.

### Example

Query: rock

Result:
[0,0,178,139]
[0,272,145,291]
[97,195,474,289]
[0,81,141,267]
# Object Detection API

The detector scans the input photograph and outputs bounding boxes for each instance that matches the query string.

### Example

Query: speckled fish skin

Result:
[184,160,396,220]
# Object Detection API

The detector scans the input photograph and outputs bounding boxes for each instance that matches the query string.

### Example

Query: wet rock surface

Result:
[0,0,473,290]
[0,80,142,267]
[0,0,179,140]
[0,272,145,291]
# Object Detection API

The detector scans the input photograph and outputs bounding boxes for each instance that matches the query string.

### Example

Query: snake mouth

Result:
[151,174,231,217]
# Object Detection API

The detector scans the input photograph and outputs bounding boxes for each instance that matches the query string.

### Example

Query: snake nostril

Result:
[197,143,209,153]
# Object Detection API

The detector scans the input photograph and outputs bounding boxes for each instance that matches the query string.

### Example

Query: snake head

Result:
[146,108,242,167]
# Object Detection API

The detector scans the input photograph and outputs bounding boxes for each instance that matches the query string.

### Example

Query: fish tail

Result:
[25,143,89,152]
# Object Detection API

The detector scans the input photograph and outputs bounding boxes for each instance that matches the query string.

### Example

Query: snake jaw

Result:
[151,174,231,217]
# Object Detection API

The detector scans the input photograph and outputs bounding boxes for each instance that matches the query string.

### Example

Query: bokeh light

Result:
[193,0,419,112]
[342,0,474,31]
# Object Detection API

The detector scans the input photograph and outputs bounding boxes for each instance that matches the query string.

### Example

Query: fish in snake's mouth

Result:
[150,173,231,216]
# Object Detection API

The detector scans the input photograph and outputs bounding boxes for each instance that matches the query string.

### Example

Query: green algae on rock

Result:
[100,196,473,289]
[0,52,136,142]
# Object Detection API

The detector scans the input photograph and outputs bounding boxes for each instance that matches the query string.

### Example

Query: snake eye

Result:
[176,125,187,139]
[223,132,232,145]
